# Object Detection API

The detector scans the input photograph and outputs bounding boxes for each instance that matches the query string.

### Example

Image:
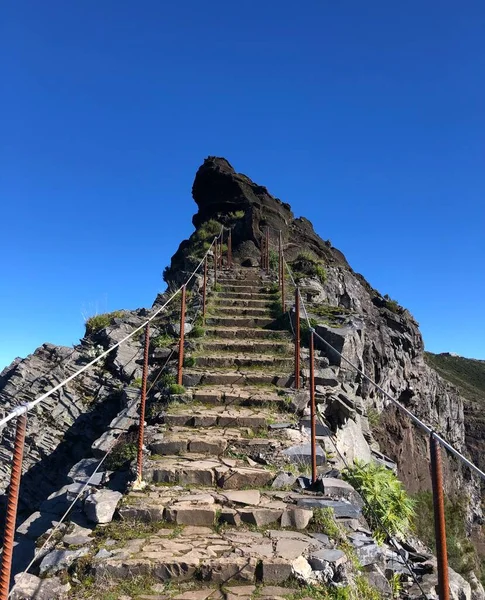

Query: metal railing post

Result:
[0,413,27,599]
[202,255,208,323]
[136,323,150,484]
[265,227,270,274]
[228,230,232,268]
[177,285,187,386]
[309,331,317,484]
[214,240,218,286]
[430,434,450,600]
[278,231,282,290]
[295,288,300,389]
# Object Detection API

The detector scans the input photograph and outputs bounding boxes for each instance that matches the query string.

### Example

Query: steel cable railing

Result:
[0,229,226,599]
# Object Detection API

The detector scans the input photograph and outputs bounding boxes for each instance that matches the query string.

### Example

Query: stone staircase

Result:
[90,267,376,599]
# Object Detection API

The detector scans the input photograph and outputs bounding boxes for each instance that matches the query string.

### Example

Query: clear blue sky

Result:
[1,0,484,370]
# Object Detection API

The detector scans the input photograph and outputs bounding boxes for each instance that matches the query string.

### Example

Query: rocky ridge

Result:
[0,156,483,599]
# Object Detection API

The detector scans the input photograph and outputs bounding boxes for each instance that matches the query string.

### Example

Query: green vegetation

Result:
[291,252,327,284]
[85,311,124,335]
[342,460,415,542]
[189,324,205,338]
[413,491,485,584]
[188,219,223,259]
[168,383,186,395]
[424,352,485,405]
[228,210,245,219]
[183,356,196,367]
[152,334,174,348]
[366,407,381,428]
[105,442,137,470]
[300,317,319,346]
[383,294,401,314]
[131,377,143,388]
[269,249,279,270]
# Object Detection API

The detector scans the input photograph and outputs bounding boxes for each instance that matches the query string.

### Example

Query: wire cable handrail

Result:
[0,233,221,431]
[271,231,485,483]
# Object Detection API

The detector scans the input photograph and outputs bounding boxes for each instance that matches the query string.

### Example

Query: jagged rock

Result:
[291,555,315,583]
[282,443,326,466]
[11,574,70,599]
[84,489,122,523]
[280,506,313,529]
[296,498,361,519]
[308,548,347,570]
[39,547,89,574]
[362,565,391,596]
[271,471,297,489]
[169,322,193,336]
[62,523,93,546]
[355,543,383,566]
[448,568,472,600]
[469,571,485,600]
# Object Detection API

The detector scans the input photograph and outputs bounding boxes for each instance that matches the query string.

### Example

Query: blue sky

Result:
[1,0,484,369]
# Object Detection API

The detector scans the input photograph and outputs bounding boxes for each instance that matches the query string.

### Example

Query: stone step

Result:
[205,327,290,341]
[143,454,276,489]
[198,340,292,354]
[183,369,293,388]
[206,316,275,328]
[217,277,270,286]
[190,386,290,409]
[119,487,317,531]
[92,524,331,586]
[161,405,280,429]
[149,427,286,457]
[193,354,294,370]
[210,306,273,318]
[218,285,272,294]
[212,297,272,308]
[214,291,276,300]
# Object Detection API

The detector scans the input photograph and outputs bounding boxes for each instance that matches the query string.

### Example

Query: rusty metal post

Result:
[228,230,232,269]
[281,254,286,314]
[136,323,150,483]
[278,232,282,289]
[177,285,186,386]
[265,227,270,274]
[309,331,317,484]
[295,288,300,390]
[202,255,208,323]
[0,413,27,599]
[214,239,218,286]
[430,433,450,600]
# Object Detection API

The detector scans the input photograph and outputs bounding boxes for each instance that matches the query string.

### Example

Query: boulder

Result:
[84,489,122,524]
[11,574,70,600]
[39,547,89,575]
[282,444,326,467]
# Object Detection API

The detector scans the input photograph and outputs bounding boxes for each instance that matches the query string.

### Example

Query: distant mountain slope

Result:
[425,351,485,473]
[424,352,485,405]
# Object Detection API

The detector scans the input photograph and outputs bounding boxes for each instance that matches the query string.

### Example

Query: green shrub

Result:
[189,325,205,338]
[196,219,222,242]
[228,210,245,219]
[383,294,401,313]
[291,253,327,284]
[269,250,279,271]
[105,442,137,470]
[168,383,185,395]
[85,311,124,334]
[158,372,176,388]
[152,334,174,348]
[132,377,143,388]
[413,491,482,578]
[183,356,196,367]
[342,459,415,542]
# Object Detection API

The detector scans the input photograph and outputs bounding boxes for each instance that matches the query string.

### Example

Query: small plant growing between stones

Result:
[131,377,143,388]
[105,441,137,471]
[342,459,415,542]
[168,383,186,395]
[189,324,205,338]
[183,356,197,368]
[85,311,124,335]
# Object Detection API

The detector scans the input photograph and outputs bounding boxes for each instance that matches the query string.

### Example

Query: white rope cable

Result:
[0,237,218,430]
[280,247,485,482]
[8,387,148,597]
